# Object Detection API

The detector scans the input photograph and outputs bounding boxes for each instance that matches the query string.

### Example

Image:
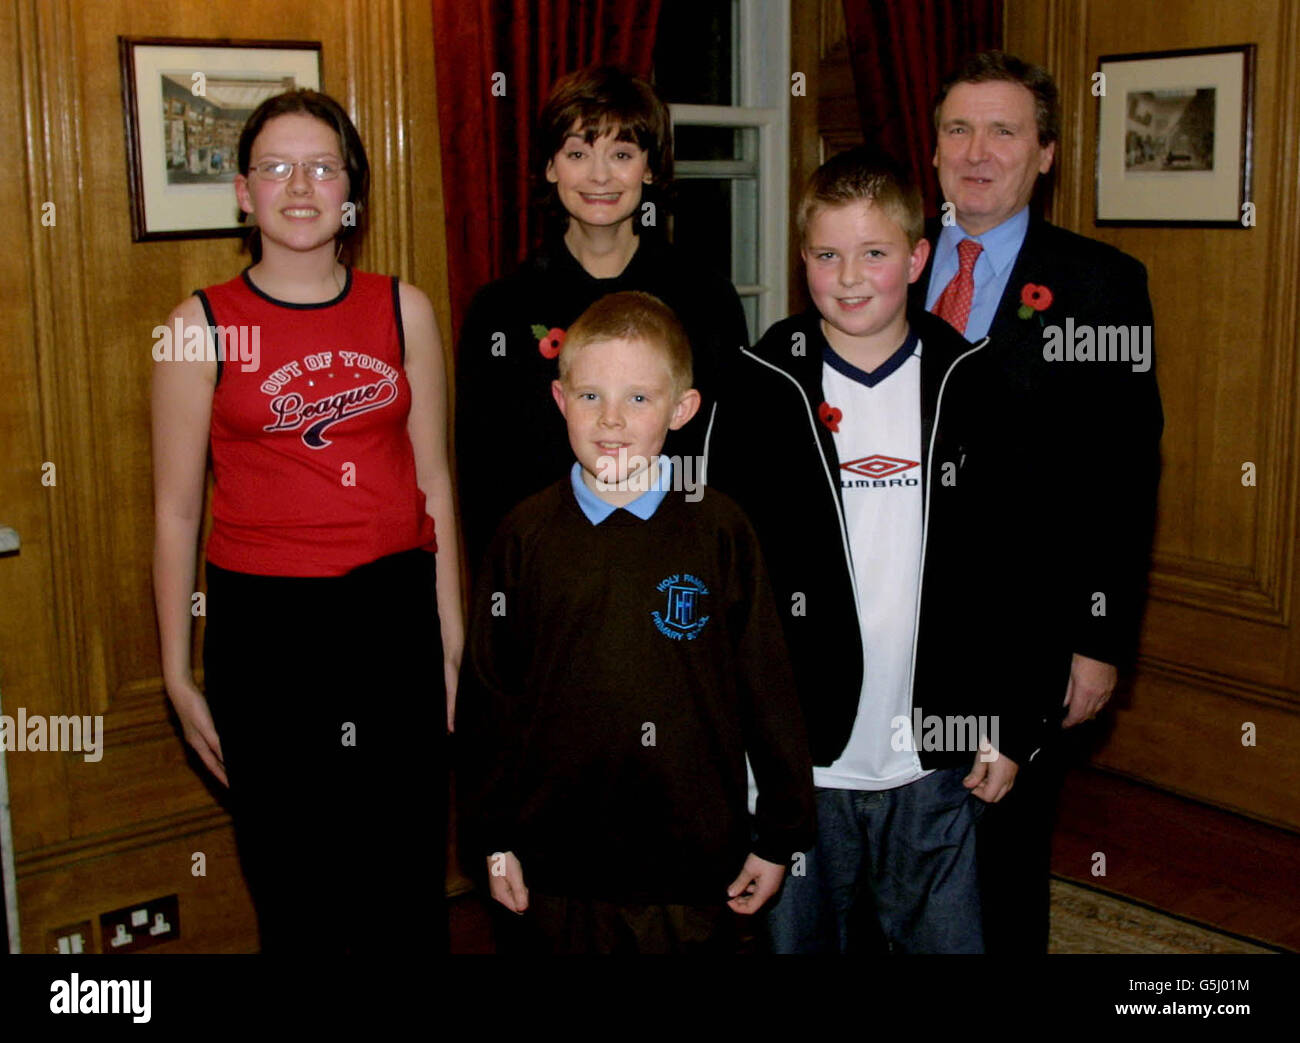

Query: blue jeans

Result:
[765,767,985,953]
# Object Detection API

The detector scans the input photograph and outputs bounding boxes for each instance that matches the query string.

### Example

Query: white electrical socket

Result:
[98,894,179,951]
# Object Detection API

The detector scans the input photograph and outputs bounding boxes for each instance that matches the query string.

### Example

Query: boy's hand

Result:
[726,853,785,915]
[963,746,1019,803]
[486,851,529,913]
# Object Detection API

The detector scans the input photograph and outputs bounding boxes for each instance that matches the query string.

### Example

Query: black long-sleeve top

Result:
[454,478,815,905]
[454,234,749,577]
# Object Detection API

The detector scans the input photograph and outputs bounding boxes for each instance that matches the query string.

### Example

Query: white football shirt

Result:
[816,327,928,791]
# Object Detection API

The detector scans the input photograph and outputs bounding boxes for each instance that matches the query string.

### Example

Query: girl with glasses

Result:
[151,89,461,953]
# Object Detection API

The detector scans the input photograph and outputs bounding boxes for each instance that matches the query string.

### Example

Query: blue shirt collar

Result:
[936,205,1030,279]
[570,457,673,525]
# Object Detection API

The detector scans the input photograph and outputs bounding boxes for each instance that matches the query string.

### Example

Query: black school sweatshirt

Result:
[454,477,815,905]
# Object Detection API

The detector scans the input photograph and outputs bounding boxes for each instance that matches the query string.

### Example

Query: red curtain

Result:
[841,0,1002,216]
[432,0,663,339]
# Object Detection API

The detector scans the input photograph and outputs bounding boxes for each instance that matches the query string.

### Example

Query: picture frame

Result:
[1095,44,1255,227]
[119,36,323,241]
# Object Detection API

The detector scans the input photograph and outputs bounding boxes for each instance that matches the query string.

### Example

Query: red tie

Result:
[931,238,983,335]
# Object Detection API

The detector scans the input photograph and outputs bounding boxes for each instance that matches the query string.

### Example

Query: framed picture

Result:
[119,37,322,241]
[1095,44,1255,227]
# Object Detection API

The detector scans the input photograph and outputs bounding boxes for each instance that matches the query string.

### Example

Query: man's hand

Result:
[1062,653,1118,727]
[726,853,785,915]
[963,745,1018,803]
[486,851,528,913]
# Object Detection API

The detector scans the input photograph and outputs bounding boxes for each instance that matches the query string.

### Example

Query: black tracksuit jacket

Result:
[707,306,1045,769]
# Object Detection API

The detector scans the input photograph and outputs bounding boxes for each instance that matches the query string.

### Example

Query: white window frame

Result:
[668,0,790,338]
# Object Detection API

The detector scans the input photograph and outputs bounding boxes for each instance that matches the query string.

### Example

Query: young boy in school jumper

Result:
[456,290,815,954]
[708,148,1033,953]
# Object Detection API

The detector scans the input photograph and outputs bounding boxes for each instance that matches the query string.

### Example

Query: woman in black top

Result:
[454,65,749,573]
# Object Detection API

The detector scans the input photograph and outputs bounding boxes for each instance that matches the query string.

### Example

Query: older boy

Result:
[708,148,1025,953]
[456,291,814,954]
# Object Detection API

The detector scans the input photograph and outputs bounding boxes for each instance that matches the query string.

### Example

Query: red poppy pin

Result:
[531,324,566,359]
[818,401,842,433]
[1017,283,1053,320]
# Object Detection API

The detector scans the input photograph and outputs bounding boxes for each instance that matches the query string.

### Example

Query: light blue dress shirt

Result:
[569,456,673,525]
[923,206,1031,341]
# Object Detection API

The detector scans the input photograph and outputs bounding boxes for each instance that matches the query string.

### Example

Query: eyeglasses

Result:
[249,160,344,182]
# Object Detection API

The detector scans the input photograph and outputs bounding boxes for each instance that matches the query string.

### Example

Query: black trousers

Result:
[204,548,446,954]
[976,737,1069,954]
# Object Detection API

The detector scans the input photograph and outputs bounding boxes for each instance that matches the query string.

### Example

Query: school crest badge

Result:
[651,573,711,641]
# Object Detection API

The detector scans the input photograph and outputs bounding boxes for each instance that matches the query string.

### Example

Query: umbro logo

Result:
[840,455,919,479]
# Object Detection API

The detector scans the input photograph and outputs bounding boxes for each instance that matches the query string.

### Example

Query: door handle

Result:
[0,526,19,555]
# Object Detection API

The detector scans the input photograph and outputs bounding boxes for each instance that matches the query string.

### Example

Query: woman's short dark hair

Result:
[932,50,1060,147]
[237,89,370,261]
[535,66,673,236]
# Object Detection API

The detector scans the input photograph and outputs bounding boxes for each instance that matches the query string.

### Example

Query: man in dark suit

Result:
[911,50,1164,953]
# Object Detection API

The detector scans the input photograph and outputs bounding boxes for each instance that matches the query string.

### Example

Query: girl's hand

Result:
[444,659,458,733]
[165,680,228,787]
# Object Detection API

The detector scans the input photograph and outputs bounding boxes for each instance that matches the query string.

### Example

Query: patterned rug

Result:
[1049,878,1278,954]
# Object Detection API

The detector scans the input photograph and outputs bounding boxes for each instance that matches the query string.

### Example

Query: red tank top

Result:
[199,268,437,576]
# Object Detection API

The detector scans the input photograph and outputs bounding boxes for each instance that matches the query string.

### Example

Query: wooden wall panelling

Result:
[19,809,257,954]
[814,2,863,158]
[2,0,73,872]
[392,0,455,386]
[788,0,863,315]
[349,0,407,280]
[1007,0,1300,829]
[12,0,103,859]
[1095,668,1300,832]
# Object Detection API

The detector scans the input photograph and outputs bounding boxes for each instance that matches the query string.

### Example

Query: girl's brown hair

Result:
[237,89,370,262]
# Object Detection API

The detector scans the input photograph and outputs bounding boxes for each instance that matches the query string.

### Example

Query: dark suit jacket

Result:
[910,213,1163,745]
